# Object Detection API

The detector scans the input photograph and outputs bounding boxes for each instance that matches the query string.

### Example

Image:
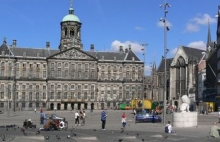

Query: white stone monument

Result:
[172,95,198,127]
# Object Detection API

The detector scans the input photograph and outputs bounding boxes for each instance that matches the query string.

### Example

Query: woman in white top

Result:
[75,110,79,126]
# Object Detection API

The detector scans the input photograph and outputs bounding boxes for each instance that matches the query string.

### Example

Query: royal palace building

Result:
[0,6,144,111]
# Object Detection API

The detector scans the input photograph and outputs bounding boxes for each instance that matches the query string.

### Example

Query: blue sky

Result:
[0,0,219,75]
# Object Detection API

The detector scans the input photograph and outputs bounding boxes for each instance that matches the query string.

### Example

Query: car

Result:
[46,113,66,122]
[135,112,162,123]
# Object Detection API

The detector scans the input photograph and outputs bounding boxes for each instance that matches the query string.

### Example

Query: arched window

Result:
[175,56,186,96]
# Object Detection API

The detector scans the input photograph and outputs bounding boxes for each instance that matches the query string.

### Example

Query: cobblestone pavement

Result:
[0,110,219,142]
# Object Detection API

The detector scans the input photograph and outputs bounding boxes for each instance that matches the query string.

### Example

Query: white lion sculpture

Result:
[179,95,190,112]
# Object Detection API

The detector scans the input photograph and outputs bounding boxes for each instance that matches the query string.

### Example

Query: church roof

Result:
[157,58,173,72]
[181,46,205,62]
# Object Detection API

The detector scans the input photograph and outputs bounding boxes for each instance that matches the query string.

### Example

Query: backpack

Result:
[165,125,169,133]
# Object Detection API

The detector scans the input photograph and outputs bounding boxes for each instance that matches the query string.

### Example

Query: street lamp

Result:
[159,1,171,124]
[141,43,148,109]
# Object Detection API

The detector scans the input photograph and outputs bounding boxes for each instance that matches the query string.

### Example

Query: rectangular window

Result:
[77,92,81,99]
[22,103,25,108]
[57,92,61,99]
[43,71,46,78]
[8,92,11,99]
[22,92,25,100]
[22,85,26,90]
[71,92,74,99]
[36,85,39,90]
[71,85,74,89]
[91,92,94,99]
[29,85,32,90]
[43,93,46,99]
[63,92,67,99]
[50,63,54,68]
[64,70,68,78]
[64,85,68,90]
[91,71,95,78]
[85,64,88,70]
[29,92,32,101]
[50,92,54,99]
[0,92,4,99]
[57,68,61,77]
[36,92,39,100]
[78,71,81,78]
[16,92,18,100]
[119,93,122,99]
[78,85,81,90]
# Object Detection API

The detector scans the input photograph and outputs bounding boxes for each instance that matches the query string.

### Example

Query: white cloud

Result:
[135,26,146,31]
[185,23,200,32]
[185,14,216,32]
[145,65,152,75]
[187,41,206,50]
[157,19,172,28]
[111,40,144,53]
[170,47,178,55]
[191,14,216,25]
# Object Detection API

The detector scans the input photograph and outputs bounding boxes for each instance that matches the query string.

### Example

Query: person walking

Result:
[79,110,84,126]
[121,112,127,130]
[218,111,220,123]
[75,110,80,126]
[101,109,107,130]
[82,110,86,126]
[209,122,220,138]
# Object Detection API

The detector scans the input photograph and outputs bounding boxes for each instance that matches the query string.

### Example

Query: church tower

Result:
[59,3,82,51]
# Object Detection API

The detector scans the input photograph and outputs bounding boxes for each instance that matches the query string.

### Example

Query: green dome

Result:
[62,14,80,22]
[62,7,80,22]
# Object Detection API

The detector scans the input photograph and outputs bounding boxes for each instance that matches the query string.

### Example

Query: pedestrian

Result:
[34,107,36,113]
[218,111,220,123]
[40,112,44,125]
[209,122,220,138]
[75,110,79,126]
[165,121,176,133]
[121,112,126,130]
[101,109,107,130]
[133,109,136,118]
[82,110,86,126]
[79,110,84,126]
[152,109,155,123]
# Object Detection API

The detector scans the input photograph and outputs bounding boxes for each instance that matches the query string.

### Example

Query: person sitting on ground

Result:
[209,122,220,138]
[59,120,65,129]
[165,121,176,133]
[27,119,32,127]
[26,119,36,128]
[23,119,28,129]
[43,117,58,131]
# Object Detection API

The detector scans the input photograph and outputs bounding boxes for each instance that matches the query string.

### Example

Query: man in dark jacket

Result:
[101,109,107,130]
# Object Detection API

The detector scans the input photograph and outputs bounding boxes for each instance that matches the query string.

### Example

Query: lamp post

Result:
[141,43,148,109]
[159,1,170,124]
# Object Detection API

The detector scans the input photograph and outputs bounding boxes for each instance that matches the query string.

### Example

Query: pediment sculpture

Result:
[54,49,92,59]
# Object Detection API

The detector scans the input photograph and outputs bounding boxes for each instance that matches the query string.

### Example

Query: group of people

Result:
[74,110,86,126]
[101,109,127,131]
[23,119,36,129]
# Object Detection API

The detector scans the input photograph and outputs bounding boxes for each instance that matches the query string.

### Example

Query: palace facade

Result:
[0,6,144,111]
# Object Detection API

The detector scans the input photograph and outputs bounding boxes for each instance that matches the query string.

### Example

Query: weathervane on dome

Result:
[70,0,73,7]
